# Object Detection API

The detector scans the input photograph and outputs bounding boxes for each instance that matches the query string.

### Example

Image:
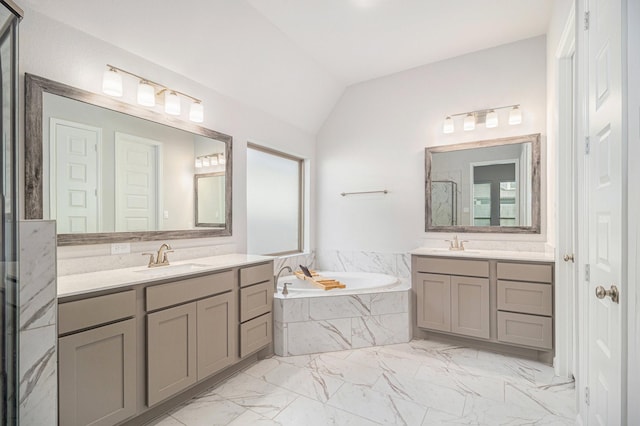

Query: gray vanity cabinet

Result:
[58,291,137,426]
[197,291,236,380]
[146,271,236,407]
[147,302,198,407]
[239,263,273,358]
[414,258,490,339]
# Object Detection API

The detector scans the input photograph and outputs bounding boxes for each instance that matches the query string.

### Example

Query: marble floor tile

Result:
[168,393,246,426]
[260,361,344,403]
[273,395,379,426]
[145,340,576,426]
[327,382,427,425]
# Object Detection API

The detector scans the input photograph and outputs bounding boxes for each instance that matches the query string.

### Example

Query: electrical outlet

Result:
[111,243,131,255]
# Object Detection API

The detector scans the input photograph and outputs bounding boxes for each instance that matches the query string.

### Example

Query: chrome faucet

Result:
[445,235,468,251]
[274,265,293,293]
[142,243,174,267]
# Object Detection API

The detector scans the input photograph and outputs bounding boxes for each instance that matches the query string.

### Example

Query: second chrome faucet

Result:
[142,243,174,267]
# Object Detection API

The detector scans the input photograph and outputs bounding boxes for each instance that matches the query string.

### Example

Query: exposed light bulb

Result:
[189,101,204,123]
[102,68,123,97]
[485,110,498,128]
[165,91,181,115]
[137,81,155,107]
[463,113,475,131]
[443,116,454,134]
[508,106,522,125]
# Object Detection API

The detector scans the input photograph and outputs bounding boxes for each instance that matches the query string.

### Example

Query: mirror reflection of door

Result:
[114,132,162,232]
[471,161,518,226]
[50,118,102,233]
[194,172,226,227]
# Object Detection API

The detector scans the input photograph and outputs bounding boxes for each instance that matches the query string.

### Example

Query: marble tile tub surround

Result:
[316,249,411,278]
[58,239,238,276]
[18,220,57,426]
[150,339,576,425]
[274,289,410,356]
[273,251,316,275]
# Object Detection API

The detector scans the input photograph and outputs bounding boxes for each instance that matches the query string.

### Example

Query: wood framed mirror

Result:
[25,74,233,245]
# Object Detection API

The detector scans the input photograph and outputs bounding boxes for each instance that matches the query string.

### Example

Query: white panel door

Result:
[51,118,101,233]
[586,0,623,424]
[115,133,161,232]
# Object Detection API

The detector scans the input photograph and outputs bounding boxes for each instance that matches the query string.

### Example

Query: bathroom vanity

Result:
[56,255,273,426]
[411,249,554,363]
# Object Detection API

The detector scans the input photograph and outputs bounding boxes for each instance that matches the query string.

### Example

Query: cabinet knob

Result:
[563,254,574,262]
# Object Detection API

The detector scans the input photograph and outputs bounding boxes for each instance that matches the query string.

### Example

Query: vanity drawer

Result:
[497,262,552,283]
[498,280,552,316]
[414,256,489,278]
[240,312,272,358]
[240,281,273,323]
[59,290,136,335]
[497,311,552,350]
[146,270,234,311]
[240,263,273,288]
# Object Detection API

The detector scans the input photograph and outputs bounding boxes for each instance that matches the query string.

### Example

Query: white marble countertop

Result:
[57,253,274,299]
[410,247,555,263]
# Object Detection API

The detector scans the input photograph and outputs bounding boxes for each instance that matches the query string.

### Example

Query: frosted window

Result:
[247,146,302,255]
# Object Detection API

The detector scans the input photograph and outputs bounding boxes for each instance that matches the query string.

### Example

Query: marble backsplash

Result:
[18,220,57,426]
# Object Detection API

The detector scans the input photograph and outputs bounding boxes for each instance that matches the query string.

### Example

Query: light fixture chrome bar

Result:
[447,104,520,118]
[106,64,202,103]
[341,189,389,197]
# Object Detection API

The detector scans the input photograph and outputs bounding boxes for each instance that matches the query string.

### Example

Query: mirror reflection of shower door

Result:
[472,161,518,226]
[115,133,161,232]
[50,119,102,233]
[431,180,457,226]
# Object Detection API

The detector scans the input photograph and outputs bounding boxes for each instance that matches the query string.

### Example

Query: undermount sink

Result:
[135,263,211,276]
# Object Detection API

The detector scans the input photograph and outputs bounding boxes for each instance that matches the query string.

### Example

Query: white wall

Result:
[316,36,547,254]
[20,7,316,262]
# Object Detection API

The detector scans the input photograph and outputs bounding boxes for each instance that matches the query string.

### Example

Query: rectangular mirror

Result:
[425,134,541,233]
[25,74,233,245]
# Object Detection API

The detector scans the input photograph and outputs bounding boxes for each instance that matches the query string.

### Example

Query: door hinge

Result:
[584,11,590,30]
[585,386,590,406]
[585,264,590,282]
[585,136,591,154]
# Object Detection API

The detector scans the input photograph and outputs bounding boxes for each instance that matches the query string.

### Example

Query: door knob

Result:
[563,254,574,262]
[595,285,619,304]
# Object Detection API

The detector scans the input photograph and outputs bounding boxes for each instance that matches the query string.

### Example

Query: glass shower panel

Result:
[431,180,457,226]
[472,183,491,226]
[0,3,20,424]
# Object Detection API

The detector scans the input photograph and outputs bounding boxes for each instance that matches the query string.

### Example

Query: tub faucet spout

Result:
[274,266,293,293]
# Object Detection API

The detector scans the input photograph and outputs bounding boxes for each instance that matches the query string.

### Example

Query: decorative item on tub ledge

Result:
[102,64,204,123]
[443,104,522,134]
[294,267,346,290]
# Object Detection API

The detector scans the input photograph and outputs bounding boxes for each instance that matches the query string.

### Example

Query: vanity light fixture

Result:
[508,105,523,125]
[463,113,475,131]
[101,64,204,122]
[164,91,181,116]
[442,104,521,134]
[102,67,123,97]
[195,153,225,168]
[137,81,156,107]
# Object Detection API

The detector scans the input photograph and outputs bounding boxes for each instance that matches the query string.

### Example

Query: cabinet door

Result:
[59,319,136,426]
[451,276,490,339]
[147,303,197,407]
[197,292,236,380]
[415,273,451,332]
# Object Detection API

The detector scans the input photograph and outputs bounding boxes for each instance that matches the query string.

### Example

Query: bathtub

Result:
[275,271,404,297]
[273,271,411,356]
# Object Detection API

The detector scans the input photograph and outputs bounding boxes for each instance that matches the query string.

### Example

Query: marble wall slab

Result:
[274,290,410,356]
[18,220,57,425]
[273,252,316,276]
[316,249,410,279]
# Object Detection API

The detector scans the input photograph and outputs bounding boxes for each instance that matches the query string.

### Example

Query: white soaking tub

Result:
[273,271,411,356]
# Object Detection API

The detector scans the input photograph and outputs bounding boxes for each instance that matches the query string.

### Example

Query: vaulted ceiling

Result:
[23,0,553,134]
